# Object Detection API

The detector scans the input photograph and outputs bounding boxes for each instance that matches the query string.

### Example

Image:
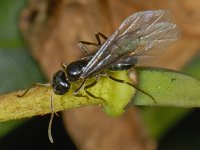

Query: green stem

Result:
[0,71,135,122]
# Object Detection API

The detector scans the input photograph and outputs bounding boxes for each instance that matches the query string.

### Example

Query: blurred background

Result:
[0,0,200,149]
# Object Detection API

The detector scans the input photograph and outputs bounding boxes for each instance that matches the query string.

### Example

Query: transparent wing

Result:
[80,10,179,78]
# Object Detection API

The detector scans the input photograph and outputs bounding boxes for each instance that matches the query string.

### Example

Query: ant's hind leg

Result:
[107,75,156,103]
[78,32,108,55]
[95,32,107,45]
[17,83,51,97]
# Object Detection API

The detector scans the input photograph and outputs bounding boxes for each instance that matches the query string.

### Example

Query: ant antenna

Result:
[48,93,55,143]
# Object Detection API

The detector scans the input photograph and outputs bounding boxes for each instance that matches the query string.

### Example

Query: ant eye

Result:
[52,70,70,95]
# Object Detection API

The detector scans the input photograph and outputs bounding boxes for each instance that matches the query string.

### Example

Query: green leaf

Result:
[183,54,200,79]
[133,67,200,107]
[133,67,200,138]
[0,1,26,48]
[0,49,45,94]
[140,107,190,139]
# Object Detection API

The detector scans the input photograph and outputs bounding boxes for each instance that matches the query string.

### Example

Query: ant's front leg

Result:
[17,83,51,97]
[73,80,89,99]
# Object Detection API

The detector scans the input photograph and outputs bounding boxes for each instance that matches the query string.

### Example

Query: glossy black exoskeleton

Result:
[51,70,70,95]
[51,56,92,95]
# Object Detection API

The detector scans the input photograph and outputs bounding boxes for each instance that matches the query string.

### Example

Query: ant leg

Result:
[48,93,54,143]
[79,32,107,47]
[78,41,96,55]
[95,32,107,45]
[74,79,86,95]
[78,32,108,55]
[84,77,104,101]
[107,75,156,103]
[17,83,51,97]
[73,80,89,99]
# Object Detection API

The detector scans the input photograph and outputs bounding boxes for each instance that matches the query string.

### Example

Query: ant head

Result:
[51,70,70,95]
